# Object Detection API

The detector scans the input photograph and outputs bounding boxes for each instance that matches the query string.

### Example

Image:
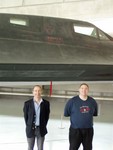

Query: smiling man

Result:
[64,83,98,150]
[23,85,50,150]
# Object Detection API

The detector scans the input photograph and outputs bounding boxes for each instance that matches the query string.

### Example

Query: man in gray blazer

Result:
[23,85,50,150]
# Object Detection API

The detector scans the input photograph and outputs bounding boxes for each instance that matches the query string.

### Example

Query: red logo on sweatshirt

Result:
[80,106,90,113]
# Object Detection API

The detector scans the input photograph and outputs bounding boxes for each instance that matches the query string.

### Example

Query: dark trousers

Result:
[27,127,45,150]
[69,127,94,150]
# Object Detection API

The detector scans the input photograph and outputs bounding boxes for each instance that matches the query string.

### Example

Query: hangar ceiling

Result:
[0,0,113,36]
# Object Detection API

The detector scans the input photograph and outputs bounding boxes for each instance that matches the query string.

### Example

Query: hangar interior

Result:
[0,87,113,150]
[0,0,113,150]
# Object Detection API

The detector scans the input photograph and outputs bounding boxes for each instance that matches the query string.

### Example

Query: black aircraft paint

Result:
[0,13,113,81]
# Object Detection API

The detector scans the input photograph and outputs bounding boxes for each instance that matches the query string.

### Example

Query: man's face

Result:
[33,86,42,98]
[79,84,89,97]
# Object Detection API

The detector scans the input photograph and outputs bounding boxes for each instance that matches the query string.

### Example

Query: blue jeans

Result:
[27,127,45,150]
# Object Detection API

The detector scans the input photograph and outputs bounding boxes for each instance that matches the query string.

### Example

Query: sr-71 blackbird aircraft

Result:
[0,13,113,81]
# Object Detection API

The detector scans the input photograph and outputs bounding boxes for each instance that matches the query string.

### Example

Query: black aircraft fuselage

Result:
[0,13,113,81]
